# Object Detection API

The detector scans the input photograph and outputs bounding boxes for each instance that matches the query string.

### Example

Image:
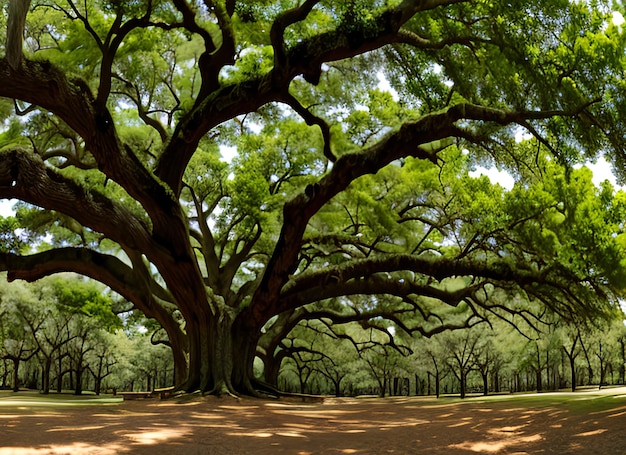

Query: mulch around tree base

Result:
[1,388,626,454]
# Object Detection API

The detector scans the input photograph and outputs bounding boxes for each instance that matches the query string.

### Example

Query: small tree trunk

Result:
[619,338,626,385]
[580,337,594,385]
[536,368,542,393]
[333,376,343,397]
[380,376,387,398]
[1,359,9,387]
[56,355,63,393]
[11,358,20,392]
[569,355,577,392]
[459,370,466,399]
[74,367,84,395]
[42,356,52,394]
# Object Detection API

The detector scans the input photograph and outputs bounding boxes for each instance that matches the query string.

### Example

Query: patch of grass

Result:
[0,390,123,408]
[457,387,626,414]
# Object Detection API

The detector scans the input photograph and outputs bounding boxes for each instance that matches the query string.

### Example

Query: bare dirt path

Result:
[1,388,626,454]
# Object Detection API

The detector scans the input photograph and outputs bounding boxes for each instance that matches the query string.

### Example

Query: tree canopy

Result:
[1,0,626,396]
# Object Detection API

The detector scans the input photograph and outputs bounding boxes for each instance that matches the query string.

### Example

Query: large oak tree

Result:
[1,0,626,395]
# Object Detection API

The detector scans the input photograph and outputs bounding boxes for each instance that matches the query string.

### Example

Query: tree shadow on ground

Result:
[1,389,625,454]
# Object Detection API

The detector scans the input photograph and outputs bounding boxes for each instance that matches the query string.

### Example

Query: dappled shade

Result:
[1,390,626,453]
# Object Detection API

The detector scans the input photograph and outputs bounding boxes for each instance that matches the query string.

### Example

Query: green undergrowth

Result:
[453,387,626,414]
[2,388,626,416]
[0,390,122,409]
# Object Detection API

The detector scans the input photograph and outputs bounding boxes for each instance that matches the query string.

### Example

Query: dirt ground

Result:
[1,388,626,454]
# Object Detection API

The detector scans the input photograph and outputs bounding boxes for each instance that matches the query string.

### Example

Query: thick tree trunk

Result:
[178,305,259,396]
[231,323,259,394]
[263,354,282,390]
[160,322,188,390]
[182,310,213,392]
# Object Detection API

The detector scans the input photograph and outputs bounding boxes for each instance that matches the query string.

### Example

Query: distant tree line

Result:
[276,314,626,398]
[1,274,625,398]
[0,275,172,394]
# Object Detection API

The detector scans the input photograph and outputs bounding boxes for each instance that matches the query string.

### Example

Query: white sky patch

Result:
[469,166,515,190]
[220,145,238,163]
[515,129,534,143]
[248,122,263,134]
[0,199,17,217]
[574,156,626,191]
[583,156,623,189]
[472,156,623,193]
[613,11,625,27]
[376,72,399,101]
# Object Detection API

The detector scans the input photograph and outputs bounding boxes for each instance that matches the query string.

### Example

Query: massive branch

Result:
[246,103,575,327]
[0,248,178,330]
[0,149,155,252]
[0,58,187,248]
[280,273,486,312]
[0,147,210,318]
[0,52,207,313]
[155,0,469,195]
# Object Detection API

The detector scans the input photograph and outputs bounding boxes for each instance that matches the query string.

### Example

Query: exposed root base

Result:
[167,378,282,400]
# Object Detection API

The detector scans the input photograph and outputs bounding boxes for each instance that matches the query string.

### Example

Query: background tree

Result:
[1,1,626,396]
[436,328,481,398]
[87,330,118,395]
[422,342,448,398]
[561,324,582,392]
[617,326,626,385]
[0,282,39,392]
[15,284,77,394]
[471,328,502,396]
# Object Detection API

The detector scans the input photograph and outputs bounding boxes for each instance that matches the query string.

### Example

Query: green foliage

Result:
[0,215,26,254]
[2,0,626,396]
[0,275,173,393]
[48,277,121,331]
